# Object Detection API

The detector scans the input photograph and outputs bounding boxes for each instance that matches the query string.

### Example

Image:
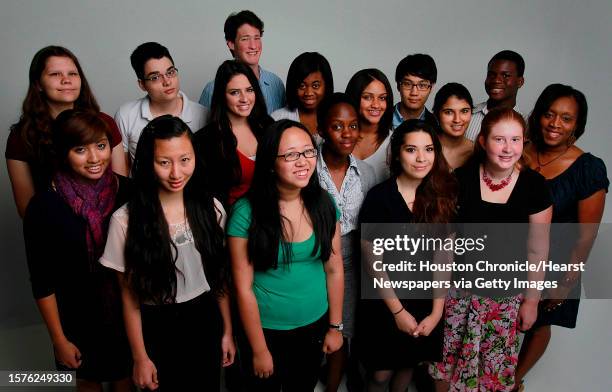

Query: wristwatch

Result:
[329,322,344,331]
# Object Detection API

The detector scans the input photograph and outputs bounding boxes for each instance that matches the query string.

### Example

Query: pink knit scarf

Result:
[54,167,118,263]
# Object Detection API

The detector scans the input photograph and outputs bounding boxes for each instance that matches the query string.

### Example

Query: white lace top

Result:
[99,199,226,304]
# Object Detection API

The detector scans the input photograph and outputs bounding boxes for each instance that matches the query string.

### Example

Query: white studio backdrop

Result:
[1,1,611,390]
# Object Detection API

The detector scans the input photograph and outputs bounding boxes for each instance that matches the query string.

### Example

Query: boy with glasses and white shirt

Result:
[392,53,439,130]
[114,42,208,168]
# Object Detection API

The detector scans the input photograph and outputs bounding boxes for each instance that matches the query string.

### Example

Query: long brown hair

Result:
[10,46,100,161]
[390,119,457,223]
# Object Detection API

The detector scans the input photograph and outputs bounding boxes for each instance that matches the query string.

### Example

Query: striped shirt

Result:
[464,102,524,142]
[316,152,372,235]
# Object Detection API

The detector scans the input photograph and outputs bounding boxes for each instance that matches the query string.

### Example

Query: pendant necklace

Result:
[482,167,514,192]
[535,148,570,172]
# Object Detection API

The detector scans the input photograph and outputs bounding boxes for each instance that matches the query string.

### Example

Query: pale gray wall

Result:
[1,0,611,389]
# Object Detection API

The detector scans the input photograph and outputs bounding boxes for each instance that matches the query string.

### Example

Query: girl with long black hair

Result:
[432,82,475,170]
[345,68,394,184]
[194,59,272,207]
[100,115,235,390]
[227,119,344,391]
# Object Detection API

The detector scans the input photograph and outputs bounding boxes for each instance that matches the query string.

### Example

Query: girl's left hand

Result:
[322,329,343,354]
[414,312,442,337]
[221,333,236,367]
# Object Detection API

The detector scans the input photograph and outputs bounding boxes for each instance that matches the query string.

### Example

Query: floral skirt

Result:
[429,289,522,392]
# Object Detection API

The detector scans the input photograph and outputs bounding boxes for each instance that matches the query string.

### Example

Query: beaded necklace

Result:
[482,167,514,191]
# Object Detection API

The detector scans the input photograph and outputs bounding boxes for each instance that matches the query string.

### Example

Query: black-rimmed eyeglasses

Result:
[277,148,318,162]
[400,80,431,91]
[142,67,179,83]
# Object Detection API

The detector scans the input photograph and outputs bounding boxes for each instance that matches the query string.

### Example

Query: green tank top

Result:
[227,198,338,330]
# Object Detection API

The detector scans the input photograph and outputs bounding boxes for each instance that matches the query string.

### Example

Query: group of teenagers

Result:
[5,9,609,392]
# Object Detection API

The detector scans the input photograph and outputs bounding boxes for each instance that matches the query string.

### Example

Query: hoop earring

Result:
[567,132,576,146]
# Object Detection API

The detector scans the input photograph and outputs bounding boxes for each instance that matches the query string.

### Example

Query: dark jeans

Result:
[241,315,327,392]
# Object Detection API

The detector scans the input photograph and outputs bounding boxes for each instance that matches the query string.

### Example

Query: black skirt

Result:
[356,298,443,371]
[140,291,223,391]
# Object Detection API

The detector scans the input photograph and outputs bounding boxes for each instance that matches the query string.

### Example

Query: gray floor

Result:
[2,300,611,391]
[0,323,63,391]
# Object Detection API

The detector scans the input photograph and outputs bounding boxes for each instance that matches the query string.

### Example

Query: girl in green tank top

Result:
[228,119,344,391]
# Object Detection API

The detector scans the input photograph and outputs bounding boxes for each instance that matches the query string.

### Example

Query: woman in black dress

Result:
[24,109,132,391]
[514,84,608,390]
[358,119,457,392]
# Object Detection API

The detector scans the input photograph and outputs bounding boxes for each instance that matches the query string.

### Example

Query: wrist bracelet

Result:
[393,306,404,315]
[560,274,579,288]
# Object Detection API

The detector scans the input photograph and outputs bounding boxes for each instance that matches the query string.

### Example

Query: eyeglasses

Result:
[277,148,318,162]
[142,67,179,83]
[400,80,431,91]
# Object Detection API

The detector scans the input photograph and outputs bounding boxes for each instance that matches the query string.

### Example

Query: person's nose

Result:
[550,115,562,129]
[416,149,425,162]
[161,74,172,86]
[501,140,511,153]
[87,147,100,163]
[60,73,71,84]
[169,163,180,179]
[239,91,248,102]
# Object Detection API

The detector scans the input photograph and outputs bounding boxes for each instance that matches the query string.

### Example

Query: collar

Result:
[141,91,191,122]
[258,66,272,87]
[317,144,360,175]
[393,103,403,127]
[417,107,427,120]
[473,101,488,115]
[474,101,520,116]
[393,102,426,123]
